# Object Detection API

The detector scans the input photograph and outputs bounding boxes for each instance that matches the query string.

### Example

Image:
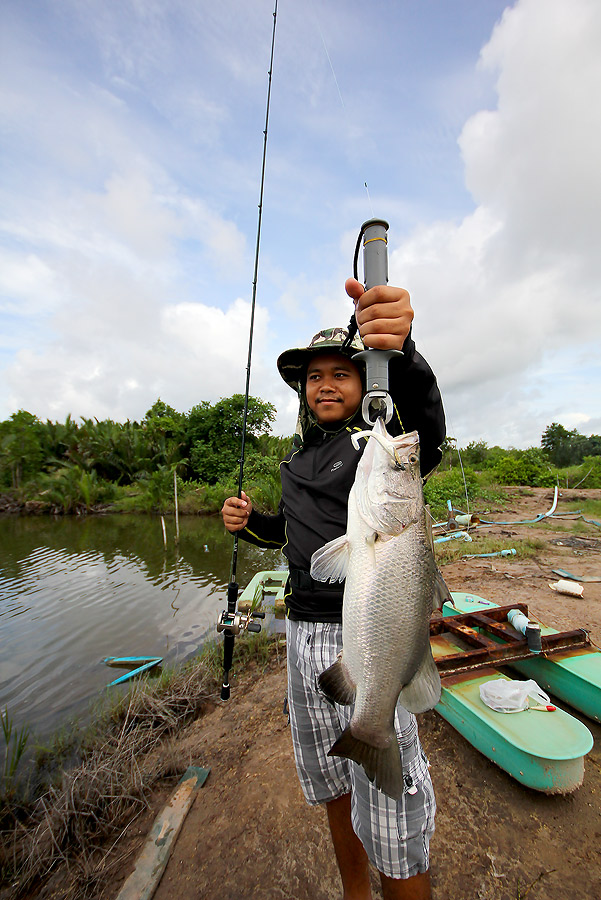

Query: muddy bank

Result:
[8,488,601,899]
[112,666,601,900]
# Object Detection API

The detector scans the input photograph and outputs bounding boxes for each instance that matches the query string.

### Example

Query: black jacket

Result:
[239,336,445,622]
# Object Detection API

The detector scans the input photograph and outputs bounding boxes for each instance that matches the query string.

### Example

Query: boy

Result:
[222,277,445,900]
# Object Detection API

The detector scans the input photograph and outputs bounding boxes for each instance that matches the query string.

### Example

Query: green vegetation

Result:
[0,632,284,896]
[0,396,288,516]
[562,497,601,518]
[434,535,546,566]
[2,404,600,519]
[1,708,30,791]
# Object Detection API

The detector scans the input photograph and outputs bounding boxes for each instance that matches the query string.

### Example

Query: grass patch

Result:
[199,630,285,684]
[435,535,546,566]
[1,709,29,792]
[561,497,601,519]
[0,634,285,899]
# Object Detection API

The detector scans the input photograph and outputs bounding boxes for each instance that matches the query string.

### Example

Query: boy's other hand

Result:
[345,277,414,352]
[221,491,252,532]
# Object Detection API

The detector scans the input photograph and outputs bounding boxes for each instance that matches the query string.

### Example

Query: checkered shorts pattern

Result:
[286,618,436,879]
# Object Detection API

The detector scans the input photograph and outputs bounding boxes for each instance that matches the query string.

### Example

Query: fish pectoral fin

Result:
[310,534,350,583]
[397,650,441,714]
[328,726,404,801]
[318,659,356,706]
[432,566,451,613]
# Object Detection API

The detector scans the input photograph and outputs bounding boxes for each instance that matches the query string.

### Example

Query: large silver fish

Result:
[310,417,447,800]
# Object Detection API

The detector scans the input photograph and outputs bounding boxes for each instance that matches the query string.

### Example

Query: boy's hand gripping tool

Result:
[352,218,403,424]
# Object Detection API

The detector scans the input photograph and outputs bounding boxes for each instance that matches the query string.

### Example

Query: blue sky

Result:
[1,0,600,448]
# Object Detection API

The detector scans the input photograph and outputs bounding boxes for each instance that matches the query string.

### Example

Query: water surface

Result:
[0,514,284,739]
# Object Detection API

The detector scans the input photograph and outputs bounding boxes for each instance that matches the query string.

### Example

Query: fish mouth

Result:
[352,428,416,467]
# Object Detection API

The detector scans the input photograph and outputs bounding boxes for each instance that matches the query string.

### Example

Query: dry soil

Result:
[101,489,601,899]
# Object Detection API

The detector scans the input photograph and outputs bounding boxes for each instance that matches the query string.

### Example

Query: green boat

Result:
[234,572,595,793]
[430,611,594,793]
[444,592,601,724]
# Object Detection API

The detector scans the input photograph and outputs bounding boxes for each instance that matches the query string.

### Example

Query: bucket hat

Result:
[277,327,365,393]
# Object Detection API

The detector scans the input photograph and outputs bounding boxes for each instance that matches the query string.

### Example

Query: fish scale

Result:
[311,417,447,799]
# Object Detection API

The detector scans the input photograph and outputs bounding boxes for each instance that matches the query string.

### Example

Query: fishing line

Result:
[364,182,375,218]
[445,411,471,516]
[312,8,346,111]
[310,0,375,219]
[220,0,278,702]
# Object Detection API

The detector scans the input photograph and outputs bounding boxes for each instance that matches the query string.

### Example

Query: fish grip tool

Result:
[352,218,403,424]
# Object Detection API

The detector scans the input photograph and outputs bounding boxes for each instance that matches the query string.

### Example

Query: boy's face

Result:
[305,352,363,425]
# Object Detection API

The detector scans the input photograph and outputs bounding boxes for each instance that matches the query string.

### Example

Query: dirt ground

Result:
[107,488,601,900]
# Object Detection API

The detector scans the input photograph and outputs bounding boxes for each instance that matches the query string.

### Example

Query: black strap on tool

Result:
[217,0,277,702]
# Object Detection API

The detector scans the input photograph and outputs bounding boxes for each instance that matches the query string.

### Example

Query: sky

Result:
[1,0,600,449]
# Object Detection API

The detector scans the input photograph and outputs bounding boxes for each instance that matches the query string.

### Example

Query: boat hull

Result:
[435,666,591,794]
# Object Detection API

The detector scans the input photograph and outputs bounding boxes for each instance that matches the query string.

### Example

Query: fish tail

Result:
[318,659,356,706]
[328,726,404,801]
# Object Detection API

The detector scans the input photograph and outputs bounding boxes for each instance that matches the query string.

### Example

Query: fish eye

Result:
[408,454,418,465]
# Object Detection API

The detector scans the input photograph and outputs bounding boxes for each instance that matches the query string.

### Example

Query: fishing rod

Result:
[216,0,278,702]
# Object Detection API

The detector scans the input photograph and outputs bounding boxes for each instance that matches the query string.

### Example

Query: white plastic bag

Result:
[549,579,584,597]
[479,678,550,713]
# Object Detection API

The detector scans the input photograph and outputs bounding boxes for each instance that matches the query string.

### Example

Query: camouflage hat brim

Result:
[277,327,365,392]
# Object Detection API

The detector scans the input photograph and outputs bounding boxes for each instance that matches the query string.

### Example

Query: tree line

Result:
[1,404,600,517]
[0,396,288,515]
[438,422,601,490]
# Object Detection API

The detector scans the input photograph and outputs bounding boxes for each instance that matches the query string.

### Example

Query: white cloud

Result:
[3,293,271,422]
[1,0,600,452]
[380,0,601,447]
[0,252,59,319]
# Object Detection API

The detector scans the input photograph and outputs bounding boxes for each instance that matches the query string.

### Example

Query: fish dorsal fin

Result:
[310,533,350,583]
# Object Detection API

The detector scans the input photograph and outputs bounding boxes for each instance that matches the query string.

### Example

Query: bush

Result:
[423,467,480,519]
[251,473,282,514]
[492,451,556,487]
[564,455,601,489]
[25,466,116,514]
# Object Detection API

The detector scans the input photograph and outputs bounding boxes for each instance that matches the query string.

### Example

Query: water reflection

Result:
[0,514,285,739]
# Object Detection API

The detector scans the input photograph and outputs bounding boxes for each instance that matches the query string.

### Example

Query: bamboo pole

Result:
[174,468,180,545]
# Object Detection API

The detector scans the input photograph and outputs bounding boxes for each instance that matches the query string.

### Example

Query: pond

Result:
[0,514,285,741]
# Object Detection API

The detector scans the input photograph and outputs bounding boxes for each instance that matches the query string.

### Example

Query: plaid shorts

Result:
[286,618,436,880]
